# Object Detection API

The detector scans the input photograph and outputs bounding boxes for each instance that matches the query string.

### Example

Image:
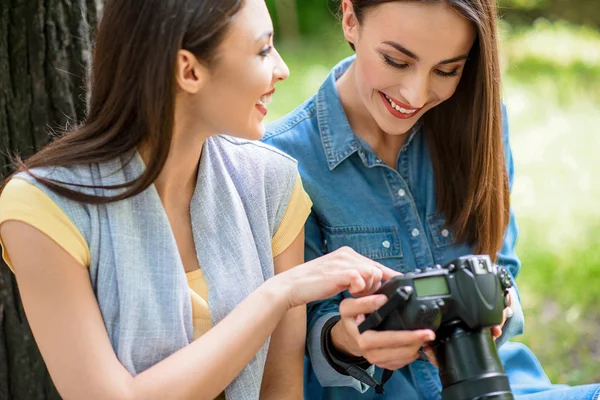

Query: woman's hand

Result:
[331,294,436,370]
[491,291,513,340]
[273,246,400,309]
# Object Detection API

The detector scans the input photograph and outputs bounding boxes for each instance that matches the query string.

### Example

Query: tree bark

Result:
[0,1,102,398]
[273,0,300,43]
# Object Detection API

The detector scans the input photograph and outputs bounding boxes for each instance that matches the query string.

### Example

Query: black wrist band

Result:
[321,315,372,374]
[320,315,392,394]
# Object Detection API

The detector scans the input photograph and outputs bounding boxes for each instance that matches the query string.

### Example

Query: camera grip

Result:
[358,285,414,333]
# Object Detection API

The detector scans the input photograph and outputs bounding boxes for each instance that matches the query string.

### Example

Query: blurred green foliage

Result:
[499,0,600,27]
[266,0,600,42]
[264,4,600,388]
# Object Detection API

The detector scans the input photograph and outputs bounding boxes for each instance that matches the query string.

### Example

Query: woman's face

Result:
[342,0,477,136]
[182,0,289,140]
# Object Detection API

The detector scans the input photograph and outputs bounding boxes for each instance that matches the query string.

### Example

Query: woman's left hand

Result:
[491,291,512,340]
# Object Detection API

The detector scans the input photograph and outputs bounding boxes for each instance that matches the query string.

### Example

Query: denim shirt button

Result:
[411,229,420,237]
[382,240,391,249]
[398,189,406,197]
[441,229,450,237]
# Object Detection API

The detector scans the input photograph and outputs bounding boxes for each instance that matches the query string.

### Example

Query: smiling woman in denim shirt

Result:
[263,0,600,399]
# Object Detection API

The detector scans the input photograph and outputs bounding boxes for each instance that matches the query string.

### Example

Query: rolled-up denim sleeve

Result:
[305,212,374,392]
[495,103,525,347]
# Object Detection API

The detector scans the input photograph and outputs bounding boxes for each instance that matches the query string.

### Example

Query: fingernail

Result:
[428,332,435,341]
[375,295,388,307]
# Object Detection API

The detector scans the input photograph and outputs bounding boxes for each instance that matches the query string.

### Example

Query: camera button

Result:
[419,305,428,315]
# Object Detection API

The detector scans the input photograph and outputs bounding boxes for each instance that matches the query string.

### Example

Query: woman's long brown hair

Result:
[4,0,243,204]
[348,0,510,259]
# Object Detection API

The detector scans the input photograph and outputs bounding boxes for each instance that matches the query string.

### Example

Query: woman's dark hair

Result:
[6,0,243,203]
[344,0,509,259]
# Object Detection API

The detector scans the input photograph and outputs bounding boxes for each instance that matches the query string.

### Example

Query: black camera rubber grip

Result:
[359,286,413,334]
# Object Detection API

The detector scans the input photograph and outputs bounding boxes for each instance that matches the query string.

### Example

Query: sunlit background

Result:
[264,0,600,385]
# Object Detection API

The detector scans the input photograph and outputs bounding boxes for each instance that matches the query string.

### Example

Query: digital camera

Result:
[358,255,514,400]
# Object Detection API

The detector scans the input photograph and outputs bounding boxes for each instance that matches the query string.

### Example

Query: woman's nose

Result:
[403,73,429,109]
[274,49,290,82]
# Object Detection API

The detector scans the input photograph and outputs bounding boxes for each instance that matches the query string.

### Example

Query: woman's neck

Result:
[140,121,210,208]
[336,62,406,168]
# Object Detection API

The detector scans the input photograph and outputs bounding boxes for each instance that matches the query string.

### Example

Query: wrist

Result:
[330,319,361,357]
[260,275,293,313]
[322,316,371,376]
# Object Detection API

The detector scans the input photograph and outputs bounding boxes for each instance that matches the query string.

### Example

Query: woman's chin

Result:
[249,123,266,140]
[378,116,420,137]
[228,124,265,141]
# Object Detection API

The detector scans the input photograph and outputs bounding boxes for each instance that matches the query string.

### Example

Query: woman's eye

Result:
[259,45,273,57]
[434,69,460,78]
[382,55,409,70]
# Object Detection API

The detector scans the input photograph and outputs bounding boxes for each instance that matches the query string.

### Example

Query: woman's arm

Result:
[3,221,391,400]
[260,229,306,399]
[3,221,290,400]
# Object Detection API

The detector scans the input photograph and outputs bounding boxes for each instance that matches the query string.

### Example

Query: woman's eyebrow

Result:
[256,30,273,42]
[382,40,469,64]
[438,54,469,64]
[382,41,419,60]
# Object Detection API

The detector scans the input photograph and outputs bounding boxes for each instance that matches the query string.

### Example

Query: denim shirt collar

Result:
[316,55,422,171]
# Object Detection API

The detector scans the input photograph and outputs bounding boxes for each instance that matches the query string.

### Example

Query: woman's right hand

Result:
[274,246,400,309]
[331,295,436,370]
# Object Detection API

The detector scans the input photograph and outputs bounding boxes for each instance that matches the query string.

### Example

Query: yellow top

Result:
[0,175,312,397]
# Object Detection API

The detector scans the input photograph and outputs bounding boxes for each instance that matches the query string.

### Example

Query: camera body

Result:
[359,254,513,334]
[358,255,515,400]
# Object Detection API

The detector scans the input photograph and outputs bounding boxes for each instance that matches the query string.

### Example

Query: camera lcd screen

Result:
[414,276,450,297]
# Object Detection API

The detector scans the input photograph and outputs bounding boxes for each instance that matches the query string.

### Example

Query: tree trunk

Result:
[0,0,102,398]
[273,0,300,43]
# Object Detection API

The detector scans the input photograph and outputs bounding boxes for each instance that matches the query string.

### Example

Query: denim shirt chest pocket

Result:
[427,213,474,266]
[322,225,404,271]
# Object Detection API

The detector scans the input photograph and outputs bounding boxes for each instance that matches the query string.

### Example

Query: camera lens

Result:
[434,325,514,400]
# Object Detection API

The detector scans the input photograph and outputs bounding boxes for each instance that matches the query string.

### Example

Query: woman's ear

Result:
[175,50,208,94]
[341,0,359,47]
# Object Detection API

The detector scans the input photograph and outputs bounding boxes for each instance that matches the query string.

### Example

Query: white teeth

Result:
[384,94,417,114]
[257,93,272,106]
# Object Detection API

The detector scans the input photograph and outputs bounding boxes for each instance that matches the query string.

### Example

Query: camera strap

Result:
[322,316,396,394]
[378,369,394,394]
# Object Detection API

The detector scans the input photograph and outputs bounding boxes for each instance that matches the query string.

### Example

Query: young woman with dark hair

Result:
[264,1,600,399]
[0,1,397,399]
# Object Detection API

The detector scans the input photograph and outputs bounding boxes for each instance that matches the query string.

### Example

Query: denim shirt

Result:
[263,56,524,400]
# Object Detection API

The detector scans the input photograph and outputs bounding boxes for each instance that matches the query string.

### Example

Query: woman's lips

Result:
[255,88,275,116]
[379,91,421,120]
[255,103,268,116]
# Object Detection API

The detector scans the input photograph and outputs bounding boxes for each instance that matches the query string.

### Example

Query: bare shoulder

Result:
[0,221,130,400]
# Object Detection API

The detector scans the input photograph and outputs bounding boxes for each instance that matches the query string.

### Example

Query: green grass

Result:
[502,22,600,385]
[267,20,600,386]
